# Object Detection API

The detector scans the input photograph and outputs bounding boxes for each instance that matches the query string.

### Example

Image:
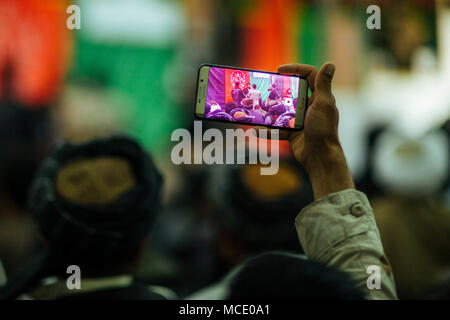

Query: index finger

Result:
[277,63,318,92]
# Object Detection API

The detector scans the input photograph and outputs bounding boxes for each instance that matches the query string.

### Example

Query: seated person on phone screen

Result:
[231,82,245,106]
[232,98,266,125]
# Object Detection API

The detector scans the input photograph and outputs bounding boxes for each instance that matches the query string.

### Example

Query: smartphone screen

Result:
[195,64,308,130]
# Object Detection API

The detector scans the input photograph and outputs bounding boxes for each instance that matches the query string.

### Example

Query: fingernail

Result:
[325,64,335,77]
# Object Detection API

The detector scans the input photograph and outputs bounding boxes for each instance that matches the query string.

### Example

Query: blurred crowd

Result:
[0,0,449,300]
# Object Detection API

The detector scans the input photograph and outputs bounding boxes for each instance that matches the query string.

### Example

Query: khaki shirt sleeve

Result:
[295,189,398,300]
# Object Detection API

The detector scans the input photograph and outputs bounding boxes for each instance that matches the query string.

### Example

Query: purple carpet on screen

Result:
[206,67,226,106]
[204,67,298,128]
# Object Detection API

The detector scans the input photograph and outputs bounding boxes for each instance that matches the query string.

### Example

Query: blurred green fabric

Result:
[69,35,185,152]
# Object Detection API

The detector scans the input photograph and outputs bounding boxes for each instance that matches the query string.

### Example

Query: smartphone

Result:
[195,64,308,130]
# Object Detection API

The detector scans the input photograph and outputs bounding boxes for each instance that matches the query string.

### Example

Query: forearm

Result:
[297,144,397,299]
[304,143,355,200]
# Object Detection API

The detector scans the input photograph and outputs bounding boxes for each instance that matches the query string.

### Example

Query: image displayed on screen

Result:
[205,67,302,128]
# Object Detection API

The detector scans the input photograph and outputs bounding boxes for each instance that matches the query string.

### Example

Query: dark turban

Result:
[0,136,163,299]
[268,104,287,117]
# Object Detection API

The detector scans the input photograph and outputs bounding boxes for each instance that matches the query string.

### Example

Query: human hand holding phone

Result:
[257,62,355,199]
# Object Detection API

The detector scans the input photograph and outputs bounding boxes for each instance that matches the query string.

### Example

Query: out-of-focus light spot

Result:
[79,0,185,47]
[373,130,449,196]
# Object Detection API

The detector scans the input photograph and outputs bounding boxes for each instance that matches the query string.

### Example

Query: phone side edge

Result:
[294,78,308,129]
[194,65,210,119]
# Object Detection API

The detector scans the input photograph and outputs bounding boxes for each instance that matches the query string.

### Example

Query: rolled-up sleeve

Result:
[295,189,398,300]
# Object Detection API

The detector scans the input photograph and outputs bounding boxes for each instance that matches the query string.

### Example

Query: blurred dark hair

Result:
[421,274,450,300]
[228,252,366,300]
[207,158,313,254]
[0,100,54,208]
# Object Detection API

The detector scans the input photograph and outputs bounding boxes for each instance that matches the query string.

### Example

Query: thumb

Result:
[315,62,335,97]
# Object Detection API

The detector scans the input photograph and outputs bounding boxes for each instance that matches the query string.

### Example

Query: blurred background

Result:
[0,0,449,299]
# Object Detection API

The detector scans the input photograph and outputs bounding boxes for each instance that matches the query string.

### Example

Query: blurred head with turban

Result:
[0,136,164,299]
[206,157,314,267]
